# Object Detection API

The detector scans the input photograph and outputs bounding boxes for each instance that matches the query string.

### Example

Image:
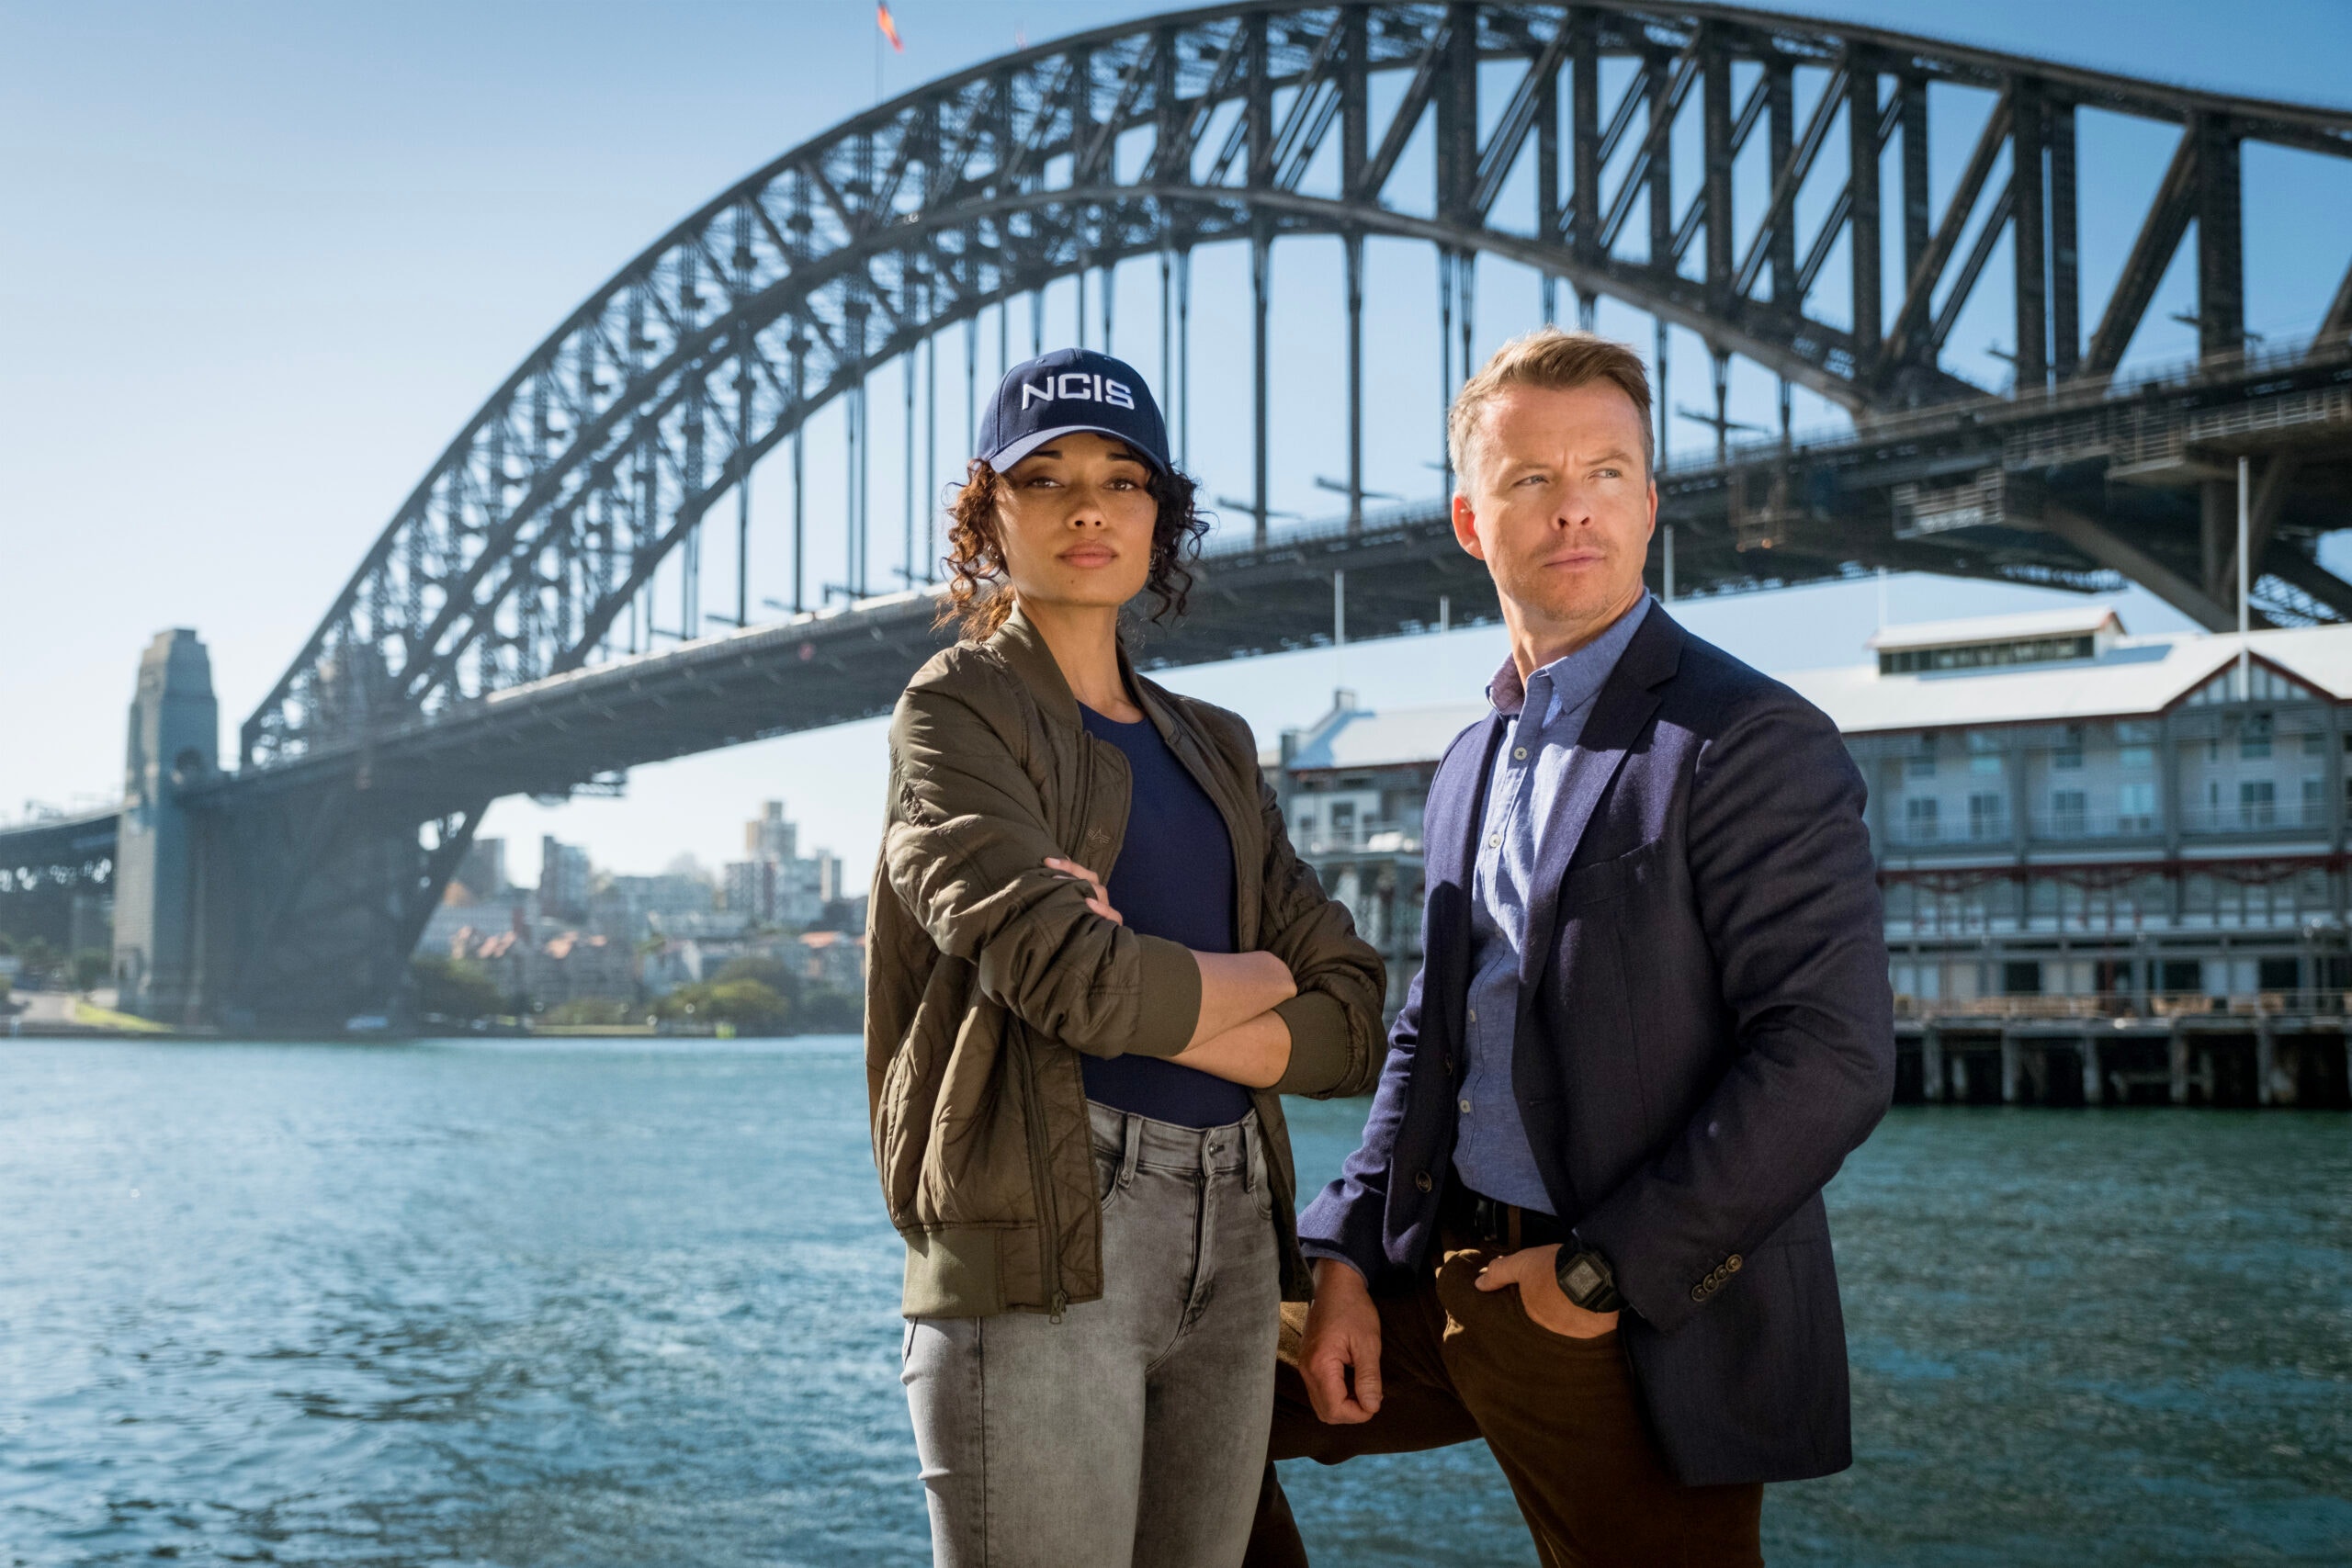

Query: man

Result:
[1247,330,1894,1568]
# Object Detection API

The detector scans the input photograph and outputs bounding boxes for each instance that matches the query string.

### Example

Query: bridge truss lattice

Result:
[243,0,2352,775]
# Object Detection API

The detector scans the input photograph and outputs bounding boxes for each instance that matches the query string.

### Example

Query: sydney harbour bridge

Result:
[6,0,2351,1028]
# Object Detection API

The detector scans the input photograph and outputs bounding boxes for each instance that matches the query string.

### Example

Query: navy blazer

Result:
[1298,605,1894,1487]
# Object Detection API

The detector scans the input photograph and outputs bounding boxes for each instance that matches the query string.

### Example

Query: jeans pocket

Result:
[1094,1149,1122,1212]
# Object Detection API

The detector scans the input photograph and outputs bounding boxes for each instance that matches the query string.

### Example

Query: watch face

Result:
[1562,1257,1604,1299]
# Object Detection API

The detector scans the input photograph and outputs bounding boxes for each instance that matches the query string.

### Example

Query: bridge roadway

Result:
[8,330,2350,886]
[233,328,2352,823]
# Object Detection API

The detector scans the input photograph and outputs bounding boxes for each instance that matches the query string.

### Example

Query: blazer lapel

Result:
[1516,607,1685,988]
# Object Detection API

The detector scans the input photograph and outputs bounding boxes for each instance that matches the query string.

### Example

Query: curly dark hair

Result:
[934,456,1211,641]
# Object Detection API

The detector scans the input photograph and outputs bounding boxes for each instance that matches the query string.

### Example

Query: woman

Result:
[866,346,1385,1567]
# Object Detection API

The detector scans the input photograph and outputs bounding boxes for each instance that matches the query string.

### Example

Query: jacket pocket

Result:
[1559,839,1661,911]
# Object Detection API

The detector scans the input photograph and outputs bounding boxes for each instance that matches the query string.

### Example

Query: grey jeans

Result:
[901,1100,1283,1568]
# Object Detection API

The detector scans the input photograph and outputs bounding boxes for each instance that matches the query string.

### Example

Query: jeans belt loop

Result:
[1243,1116,1264,1196]
[1118,1112,1143,1190]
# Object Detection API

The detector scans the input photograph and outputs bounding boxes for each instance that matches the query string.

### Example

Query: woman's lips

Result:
[1060,547,1117,567]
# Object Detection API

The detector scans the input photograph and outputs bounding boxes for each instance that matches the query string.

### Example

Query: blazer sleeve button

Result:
[1415,1170,1434,1192]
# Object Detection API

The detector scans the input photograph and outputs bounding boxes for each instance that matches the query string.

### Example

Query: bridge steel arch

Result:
[93,0,2346,1027]
[243,0,2352,776]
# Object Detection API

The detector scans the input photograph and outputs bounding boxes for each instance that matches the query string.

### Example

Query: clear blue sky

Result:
[5,1,2348,889]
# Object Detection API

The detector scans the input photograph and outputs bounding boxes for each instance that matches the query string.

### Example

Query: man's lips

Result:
[1542,549,1606,568]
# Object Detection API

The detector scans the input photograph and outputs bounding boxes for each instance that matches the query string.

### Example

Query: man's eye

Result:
[1516,473,1547,488]
[1593,468,1622,480]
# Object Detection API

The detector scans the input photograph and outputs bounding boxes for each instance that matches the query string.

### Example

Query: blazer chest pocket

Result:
[1557,840,1661,911]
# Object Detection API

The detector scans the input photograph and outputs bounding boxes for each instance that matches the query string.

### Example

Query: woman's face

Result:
[992,432,1158,614]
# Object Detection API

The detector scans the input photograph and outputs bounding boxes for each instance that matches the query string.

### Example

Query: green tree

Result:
[72,950,110,991]
[655,978,790,1035]
[795,986,864,1034]
[410,954,504,1021]
[713,952,799,998]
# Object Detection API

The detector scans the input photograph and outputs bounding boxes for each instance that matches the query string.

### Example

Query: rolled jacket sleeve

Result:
[1250,766,1385,1100]
[885,680,1201,1058]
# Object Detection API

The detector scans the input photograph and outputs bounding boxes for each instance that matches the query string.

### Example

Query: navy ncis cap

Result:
[978,347,1171,476]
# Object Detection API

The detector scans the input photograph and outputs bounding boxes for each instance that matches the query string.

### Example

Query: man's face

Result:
[1450,381,1657,635]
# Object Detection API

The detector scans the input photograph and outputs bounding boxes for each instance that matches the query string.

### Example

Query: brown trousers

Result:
[1244,1235,1763,1568]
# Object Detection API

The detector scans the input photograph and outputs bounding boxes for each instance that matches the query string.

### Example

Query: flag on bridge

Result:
[876,2,904,53]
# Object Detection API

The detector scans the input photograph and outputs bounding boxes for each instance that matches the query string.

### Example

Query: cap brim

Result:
[984,424,1168,474]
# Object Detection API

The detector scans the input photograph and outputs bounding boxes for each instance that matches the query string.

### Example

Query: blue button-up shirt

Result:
[1453,592,1653,1213]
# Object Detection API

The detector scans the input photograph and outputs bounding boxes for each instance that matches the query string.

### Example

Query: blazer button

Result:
[1725,1254,1743,1274]
[1415,1170,1434,1193]
[1690,1281,1709,1303]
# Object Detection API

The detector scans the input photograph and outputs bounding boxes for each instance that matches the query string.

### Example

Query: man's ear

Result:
[1450,492,1487,560]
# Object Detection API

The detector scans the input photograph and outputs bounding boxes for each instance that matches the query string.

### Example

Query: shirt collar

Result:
[1486,592,1654,725]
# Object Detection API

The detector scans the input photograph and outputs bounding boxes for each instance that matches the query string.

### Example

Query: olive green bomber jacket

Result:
[866,606,1386,1319]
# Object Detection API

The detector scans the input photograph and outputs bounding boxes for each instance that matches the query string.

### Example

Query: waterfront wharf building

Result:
[1274,607,2352,1112]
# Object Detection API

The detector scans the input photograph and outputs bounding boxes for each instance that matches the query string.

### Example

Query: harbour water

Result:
[1,1036,2345,1566]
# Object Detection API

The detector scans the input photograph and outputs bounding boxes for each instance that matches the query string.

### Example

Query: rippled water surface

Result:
[1,1037,2345,1565]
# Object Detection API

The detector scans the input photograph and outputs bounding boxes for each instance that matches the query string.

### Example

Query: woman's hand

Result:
[1045,856,1122,925]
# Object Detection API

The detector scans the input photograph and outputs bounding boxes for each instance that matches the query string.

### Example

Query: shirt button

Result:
[1415,1171,1434,1192]
[1487,834,1501,848]
[1458,1097,1472,1113]
[1467,1009,1477,1023]
[1513,747,1528,760]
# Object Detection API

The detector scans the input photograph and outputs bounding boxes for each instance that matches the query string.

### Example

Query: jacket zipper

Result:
[1023,1033,1068,1322]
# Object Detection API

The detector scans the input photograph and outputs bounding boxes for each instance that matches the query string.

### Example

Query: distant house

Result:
[796,930,867,991]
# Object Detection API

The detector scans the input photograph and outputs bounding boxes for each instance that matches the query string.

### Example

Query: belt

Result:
[1442,1170,1570,1251]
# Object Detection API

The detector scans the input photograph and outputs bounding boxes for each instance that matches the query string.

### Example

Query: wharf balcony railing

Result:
[1893,991,2352,1021]
[1885,818,2013,850]
[2027,810,2163,842]
[1295,822,1424,858]
[2173,801,2331,835]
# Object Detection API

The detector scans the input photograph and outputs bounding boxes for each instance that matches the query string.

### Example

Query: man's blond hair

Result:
[1446,328,1654,488]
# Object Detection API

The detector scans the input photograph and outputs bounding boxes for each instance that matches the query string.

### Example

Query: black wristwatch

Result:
[1555,1236,1624,1314]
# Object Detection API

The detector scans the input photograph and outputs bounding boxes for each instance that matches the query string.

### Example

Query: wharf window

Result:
[2241,715,2273,760]
[1905,798,1939,840]
[2305,777,2325,824]
[2239,780,2277,828]
[2002,961,2044,995]
[1969,792,2007,840]
[2120,744,2154,769]
[2050,790,2087,834]
[1968,733,2005,776]
[1877,634,2095,674]
[2118,782,2156,832]
[1330,802,1355,838]
[2305,730,2329,757]
[2052,725,2086,770]
[1905,744,1937,779]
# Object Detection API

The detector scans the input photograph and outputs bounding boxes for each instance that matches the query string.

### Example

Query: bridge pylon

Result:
[113,630,217,1022]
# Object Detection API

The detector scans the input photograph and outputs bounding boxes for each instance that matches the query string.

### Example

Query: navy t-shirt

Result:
[1075,704,1254,1129]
